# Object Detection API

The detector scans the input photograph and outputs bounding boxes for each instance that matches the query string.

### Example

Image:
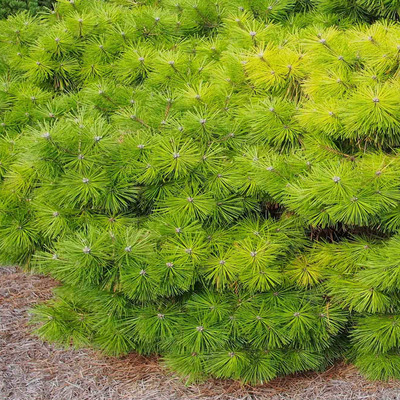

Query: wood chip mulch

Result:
[1,266,400,400]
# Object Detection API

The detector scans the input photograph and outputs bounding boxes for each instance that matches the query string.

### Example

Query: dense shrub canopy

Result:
[2,0,400,383]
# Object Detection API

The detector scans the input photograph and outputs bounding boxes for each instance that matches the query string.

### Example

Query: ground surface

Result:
[1,266,400,400]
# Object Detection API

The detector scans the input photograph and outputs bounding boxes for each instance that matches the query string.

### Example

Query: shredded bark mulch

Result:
[1,266,400,400]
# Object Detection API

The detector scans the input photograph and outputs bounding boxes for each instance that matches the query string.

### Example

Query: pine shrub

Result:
[2,0,400,384]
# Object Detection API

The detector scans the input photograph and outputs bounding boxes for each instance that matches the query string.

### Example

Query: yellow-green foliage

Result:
[1,0,400,384]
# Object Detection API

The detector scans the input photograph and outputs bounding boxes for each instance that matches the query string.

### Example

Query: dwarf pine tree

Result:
[2,0,400,384]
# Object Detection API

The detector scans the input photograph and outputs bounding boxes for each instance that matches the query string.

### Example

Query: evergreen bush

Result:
[2,0,400,384]
[0,0,54,19]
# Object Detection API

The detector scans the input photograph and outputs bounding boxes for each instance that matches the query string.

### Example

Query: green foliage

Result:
[2,0,400,384]
[0,0,54,19]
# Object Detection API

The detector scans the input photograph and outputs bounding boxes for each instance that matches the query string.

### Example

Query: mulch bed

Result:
[1,266,400,400]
